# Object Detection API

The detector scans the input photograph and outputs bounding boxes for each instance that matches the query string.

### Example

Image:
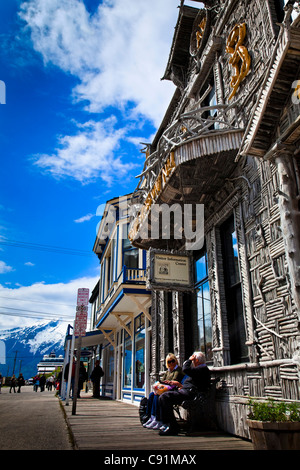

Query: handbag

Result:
[152,381,177,395]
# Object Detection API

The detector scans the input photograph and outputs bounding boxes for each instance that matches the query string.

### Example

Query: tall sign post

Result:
[72,288,89,415]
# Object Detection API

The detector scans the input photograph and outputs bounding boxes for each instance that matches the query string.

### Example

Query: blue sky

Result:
[0,0,189,329]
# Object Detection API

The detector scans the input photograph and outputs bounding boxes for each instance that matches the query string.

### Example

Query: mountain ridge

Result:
[0,320,67,379]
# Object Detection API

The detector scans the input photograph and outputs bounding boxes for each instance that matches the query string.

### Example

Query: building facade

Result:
[128,0,300,438]
[89,194,151,403]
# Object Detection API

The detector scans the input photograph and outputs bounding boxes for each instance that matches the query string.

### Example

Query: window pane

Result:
[195,253,207,283]
[122,224,131,250]
[124,250,138,269]
[123,331,132,388]
[196,278,212,361]
[107,345,114,383]
[220,216,248,364]
[221,218,240,286]
[134,318,145,389]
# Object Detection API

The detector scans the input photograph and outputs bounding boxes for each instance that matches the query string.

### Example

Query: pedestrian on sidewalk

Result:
[9,374,16,393]
[90,360,104,398]
[17,373,25,393]
[33,376,39,392]
[64,357,76,398]
[78,363,88,398]
[40,374,46,392]
[0,373,2,393]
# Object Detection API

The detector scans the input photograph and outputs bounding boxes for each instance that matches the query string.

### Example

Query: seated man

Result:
[158,351,211,436]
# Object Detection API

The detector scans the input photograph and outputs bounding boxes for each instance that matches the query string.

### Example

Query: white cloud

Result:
[74,213,95,223]
[0,275,98,330]
[19,0,180,184]
[0,261,14,274]
[19,0,177,126]
[24,262,35,267]
[32,118,137,184]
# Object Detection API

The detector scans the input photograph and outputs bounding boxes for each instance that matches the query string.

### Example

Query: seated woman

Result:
[143,353,185,430]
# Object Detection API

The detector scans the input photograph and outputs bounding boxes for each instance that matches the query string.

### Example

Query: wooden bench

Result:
[174,377,220,434]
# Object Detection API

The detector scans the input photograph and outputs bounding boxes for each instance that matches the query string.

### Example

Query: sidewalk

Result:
[62,390,253,451]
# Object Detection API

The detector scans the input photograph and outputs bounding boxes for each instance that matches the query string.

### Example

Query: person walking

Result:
[90,360,104,398]
[0,373,2,393]
[17,373,25,393]
[39,374,46,392]
[33,376,39,392]
[9,374,16,393]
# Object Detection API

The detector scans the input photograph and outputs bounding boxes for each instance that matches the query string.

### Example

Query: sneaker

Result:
[159,424,169,432]
[146,420,159,429]
[159,425,179,436]
[152,421,163,430]
[143,418,153,428]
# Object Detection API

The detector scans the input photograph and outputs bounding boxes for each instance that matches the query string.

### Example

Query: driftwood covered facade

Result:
[129,0,300,438]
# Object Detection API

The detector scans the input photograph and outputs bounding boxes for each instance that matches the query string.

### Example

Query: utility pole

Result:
[72,336,82,415]
[12,351,18,375]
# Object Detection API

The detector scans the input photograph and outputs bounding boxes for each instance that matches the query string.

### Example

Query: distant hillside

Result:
[0,320,67,379]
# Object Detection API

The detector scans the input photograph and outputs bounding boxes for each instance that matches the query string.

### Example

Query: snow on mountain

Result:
[26,321,67,354]
[0,320,68,379]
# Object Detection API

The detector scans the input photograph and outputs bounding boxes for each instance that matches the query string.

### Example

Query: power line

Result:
[0,238,93,257]
[0,305,75,317]
[0,311,73,323]
[0,295,75,307]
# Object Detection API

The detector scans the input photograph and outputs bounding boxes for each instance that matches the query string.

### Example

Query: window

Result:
[134,315,145,389]
[106,345,114,383]
[195,249,212,362]
[122,224,138,269]
[123,327,132,388]
[220,216,248,364]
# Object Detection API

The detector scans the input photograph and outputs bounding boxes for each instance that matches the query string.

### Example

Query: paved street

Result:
[0,385,73,450]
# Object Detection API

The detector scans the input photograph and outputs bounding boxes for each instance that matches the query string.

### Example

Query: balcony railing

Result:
[134,102,243,198]
[96,266,147,321]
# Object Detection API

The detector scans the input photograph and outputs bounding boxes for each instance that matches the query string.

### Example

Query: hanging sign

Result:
[148,249,194,292]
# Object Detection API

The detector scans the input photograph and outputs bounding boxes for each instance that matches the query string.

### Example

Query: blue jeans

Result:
[146,392,161,420]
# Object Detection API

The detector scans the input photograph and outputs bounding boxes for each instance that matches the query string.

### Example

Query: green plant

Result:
[248,398,300,422]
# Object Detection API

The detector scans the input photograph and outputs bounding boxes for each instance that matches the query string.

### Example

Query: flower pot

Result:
[247,419,300,450]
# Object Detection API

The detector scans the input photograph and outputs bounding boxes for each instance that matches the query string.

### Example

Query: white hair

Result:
[193,351,206,364]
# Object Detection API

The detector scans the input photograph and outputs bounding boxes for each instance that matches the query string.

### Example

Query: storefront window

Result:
[123,328,132,388]
[134,315,145,389]
[195,249,212,362]
[107,345,114,383]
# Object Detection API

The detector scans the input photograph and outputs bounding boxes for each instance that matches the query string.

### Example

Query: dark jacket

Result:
[64,362,75,380]
[181,359,211,393]
[90,365,104,382]
[17,374,25,386]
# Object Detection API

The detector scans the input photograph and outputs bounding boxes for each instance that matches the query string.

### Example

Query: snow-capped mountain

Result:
[0,320,67,379]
